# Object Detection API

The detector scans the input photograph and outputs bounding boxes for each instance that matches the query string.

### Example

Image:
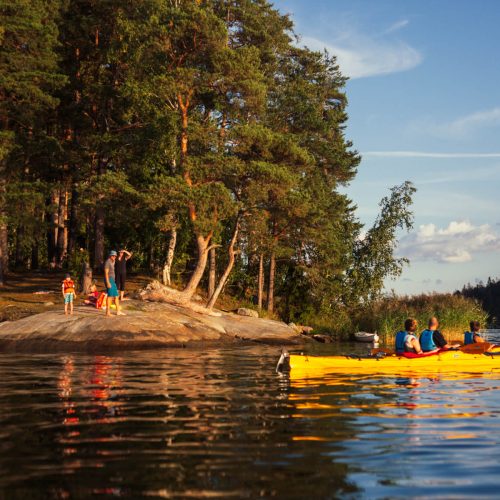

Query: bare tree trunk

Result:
[31,241,39,270]
[0,249,3,286]
[181,234,211,300]
[0,218,7,275]
[48,190,59,268]
[94,205,105,269]
[162,228,177,286]
[93,160,106,270]
[258,253,264,311]
[267,250,276,314]
[56,188,67,267]
[81,261,93,295]
[0,217,4,284]
[15,225,24,267]
[207,219,239,310]
[67,186,79,257]
[208,246,216,300]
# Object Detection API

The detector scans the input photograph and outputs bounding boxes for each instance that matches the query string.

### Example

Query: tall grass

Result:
[309,293,488,342]
[353,293,488,343]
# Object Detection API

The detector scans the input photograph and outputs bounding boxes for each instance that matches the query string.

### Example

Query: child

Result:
[62,273,77,315]
[83,282,107,309]
[84,282,100,307]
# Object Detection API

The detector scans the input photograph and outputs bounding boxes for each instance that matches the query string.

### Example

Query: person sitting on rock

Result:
[464,320,485,345]
[83,282,100,307]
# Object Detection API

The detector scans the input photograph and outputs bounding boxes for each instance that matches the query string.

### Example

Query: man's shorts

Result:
[64,292,74,304]
[105,277,119,298]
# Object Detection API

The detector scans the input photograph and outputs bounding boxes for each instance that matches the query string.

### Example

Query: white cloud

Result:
[436,107,500,137]
[383,19,409,35]
[409,108,500,140]
[398,220,500,264]
[363,151,500,158]
[301,22,422,79]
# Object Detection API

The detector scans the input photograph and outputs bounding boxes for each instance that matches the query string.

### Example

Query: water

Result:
[0,335,499,499]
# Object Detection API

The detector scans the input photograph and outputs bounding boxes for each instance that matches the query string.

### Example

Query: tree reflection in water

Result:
[0,347,499,498]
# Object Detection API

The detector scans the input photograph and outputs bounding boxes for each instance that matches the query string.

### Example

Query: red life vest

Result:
[62,279,75,294]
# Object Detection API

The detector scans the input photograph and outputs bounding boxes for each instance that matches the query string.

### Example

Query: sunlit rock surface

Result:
[0,300,302,352]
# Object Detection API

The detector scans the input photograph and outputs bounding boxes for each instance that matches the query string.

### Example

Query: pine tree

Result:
[0,0,65,279]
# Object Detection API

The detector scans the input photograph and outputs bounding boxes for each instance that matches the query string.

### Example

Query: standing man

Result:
[103,250,124,316]
[115,249,132,301]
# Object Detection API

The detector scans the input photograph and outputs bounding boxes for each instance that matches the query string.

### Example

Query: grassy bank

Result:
[348,293,487,343]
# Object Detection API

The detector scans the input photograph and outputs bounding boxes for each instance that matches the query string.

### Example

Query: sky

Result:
[273,0,500,295]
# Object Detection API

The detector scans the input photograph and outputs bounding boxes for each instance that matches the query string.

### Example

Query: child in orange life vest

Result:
[61,273,77,315]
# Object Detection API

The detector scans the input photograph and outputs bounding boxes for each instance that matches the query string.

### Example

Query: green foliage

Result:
[0,0,422,322]
[356,293,488,342]
[345,181,416,304]
[460,277,500,326]
[297,293,487,342]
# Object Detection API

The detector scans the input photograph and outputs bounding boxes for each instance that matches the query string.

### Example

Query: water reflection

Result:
[286,368,500,498]
[0,346,499,498]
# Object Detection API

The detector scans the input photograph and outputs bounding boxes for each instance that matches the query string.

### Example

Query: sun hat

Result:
[109,250,118,256]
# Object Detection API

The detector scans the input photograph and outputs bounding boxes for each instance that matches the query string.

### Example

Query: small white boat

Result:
[354,331,379,343]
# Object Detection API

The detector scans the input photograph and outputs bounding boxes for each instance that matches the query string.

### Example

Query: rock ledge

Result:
[0,300,303,353]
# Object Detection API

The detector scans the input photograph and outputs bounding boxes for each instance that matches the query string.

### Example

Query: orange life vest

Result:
[62,279,75,294]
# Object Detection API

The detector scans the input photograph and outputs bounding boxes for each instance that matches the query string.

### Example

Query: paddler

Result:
[420,317,458,352]
[464,320,485,345]
[395,318,423,355]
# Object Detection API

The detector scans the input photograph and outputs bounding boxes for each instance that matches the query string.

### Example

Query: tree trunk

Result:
[31,241,39,270]
[15,225,24,267]
[181,234,211,299]
[81,261,93,295]
[56,188,67,267]
[48,190,59,268]
[208,246,216,300]
[93,160,106,270]
[94,205,105,270]
[258,253,264,311]
[67,185,79,258]
[0,249,3,286]
[0,218,4,284]
[162,228,177,286]
[207,219,239,310]
[0,212,6,275]
[267,250,276,314]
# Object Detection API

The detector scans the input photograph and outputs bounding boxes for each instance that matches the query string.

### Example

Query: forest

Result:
[0,0,416,326]
[459,278,500,326]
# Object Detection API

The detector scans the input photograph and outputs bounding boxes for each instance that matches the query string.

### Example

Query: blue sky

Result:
[273,0,500,295]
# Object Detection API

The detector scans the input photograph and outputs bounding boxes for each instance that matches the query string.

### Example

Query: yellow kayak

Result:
[288,350,500,378]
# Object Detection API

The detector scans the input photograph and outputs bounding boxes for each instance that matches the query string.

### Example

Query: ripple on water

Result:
[0,345,499,498]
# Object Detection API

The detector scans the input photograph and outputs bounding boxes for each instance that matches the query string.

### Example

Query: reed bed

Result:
[312,293,488,342]
[352,293,487,343]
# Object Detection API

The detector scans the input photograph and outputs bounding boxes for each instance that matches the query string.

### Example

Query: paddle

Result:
[459,342,493,354]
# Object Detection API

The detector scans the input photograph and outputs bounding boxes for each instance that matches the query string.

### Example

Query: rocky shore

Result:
[0,299,304,353]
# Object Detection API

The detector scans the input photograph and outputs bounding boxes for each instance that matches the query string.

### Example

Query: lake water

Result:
[1,334,499,499]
